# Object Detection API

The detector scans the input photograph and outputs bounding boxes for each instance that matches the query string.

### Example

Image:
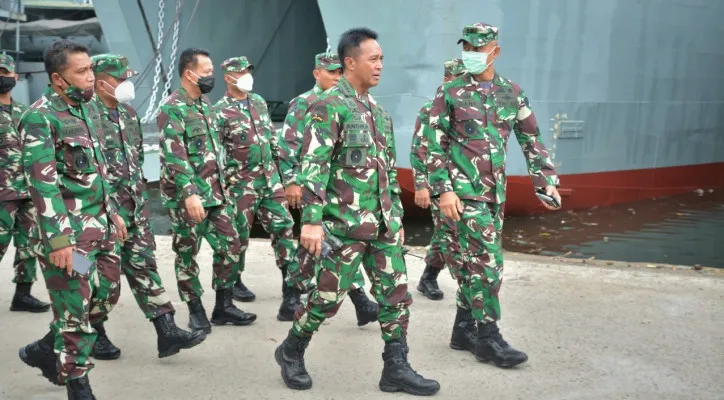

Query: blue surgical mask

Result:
[462,49,495,74]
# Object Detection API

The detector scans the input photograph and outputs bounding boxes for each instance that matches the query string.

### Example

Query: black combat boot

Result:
[10,282,51,312]
[152,312,207,358]
[90,323,121,360]
[416,265,444,300]
[210,288,257,326]
[348,288,379,326]
[449,307,477,353]
[187,298,212,334]
[18,330,62,386]
[277,284,302,321]
[379,339,440,396]
[475,321,528,368]
[274,330,312,390]
[233,274,256,302]
[66,376,96,400]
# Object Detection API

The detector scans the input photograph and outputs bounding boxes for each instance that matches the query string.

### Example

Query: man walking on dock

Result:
[157,48,256,334]
[428,23,561,368]
[278,51,379,324]
[410,58,466,301]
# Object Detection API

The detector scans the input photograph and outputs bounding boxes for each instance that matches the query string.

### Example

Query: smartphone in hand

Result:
[71,251,93,277]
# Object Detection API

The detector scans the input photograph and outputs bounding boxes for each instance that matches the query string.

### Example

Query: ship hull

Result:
[397,162,724,217]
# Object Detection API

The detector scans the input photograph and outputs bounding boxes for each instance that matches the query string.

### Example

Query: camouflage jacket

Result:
[19,86,118,251]
[0,99,29,201]
[409,100,433,192]
[428,72,559,203]
[214,92,282,194]
[278,84,323,187]
[157,87,227,209]
[300,76,403,241]
[92,96,150,223]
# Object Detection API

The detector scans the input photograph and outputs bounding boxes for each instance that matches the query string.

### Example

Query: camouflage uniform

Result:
[158,86,241,303]
[0,55,42,296]
[411,59,467,301]
[90,55,174,320]
[214,57,298,285]
[278,52,366,293]
[290,76,410,341]
[19,86,122,383]
[428,24,560,324]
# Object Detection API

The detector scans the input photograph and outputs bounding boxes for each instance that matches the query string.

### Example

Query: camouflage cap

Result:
[0,54,15,73]
[221,56,255,73]
[457,23,499,47]
[444,58,466,76]
[90,54,137,79]
[314,52,341,71]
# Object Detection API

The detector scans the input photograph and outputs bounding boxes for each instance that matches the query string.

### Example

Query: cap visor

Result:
[324,63,342,71]
[121,70,139,79]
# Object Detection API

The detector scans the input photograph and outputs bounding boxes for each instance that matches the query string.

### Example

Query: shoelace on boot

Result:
[488,324,509,347]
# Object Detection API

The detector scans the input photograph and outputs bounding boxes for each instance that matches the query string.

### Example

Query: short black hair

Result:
[43,39,90,79]
[337,27,378,71]
[178,48,210,77]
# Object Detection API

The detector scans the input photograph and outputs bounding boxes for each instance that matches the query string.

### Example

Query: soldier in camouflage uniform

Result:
[87,54,206,361]
[158,48,256,334]
[278,52,378,324]
[275,28,439,396]
[428,23,562,368]
[410,58,466,302]
[17,39,128,399]
[0,54,49,313]
[214,56,303,321]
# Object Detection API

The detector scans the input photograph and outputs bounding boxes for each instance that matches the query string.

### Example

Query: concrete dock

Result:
[1,237,722,400]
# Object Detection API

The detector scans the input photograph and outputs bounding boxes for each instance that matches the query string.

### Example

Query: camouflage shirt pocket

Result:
[452,106,486,139]
[184,119,207,155]
[340,127,373,168]
[61,135,95,173]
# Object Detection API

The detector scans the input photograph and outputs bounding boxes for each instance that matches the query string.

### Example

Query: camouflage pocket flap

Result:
[62,135,93,148]
[453,105,484,121]
[342,130,373,148]
[184,118,206,137]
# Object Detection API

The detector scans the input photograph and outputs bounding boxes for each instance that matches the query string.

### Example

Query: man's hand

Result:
[285,184,302,209]
[112,214,127,242]
[414,188,430,209]
[440,191,463,221]
[300,224,324,257]
[400,228,405,246]
[540,185,562,211]
[184,194,206,223]
[50,246,76,274]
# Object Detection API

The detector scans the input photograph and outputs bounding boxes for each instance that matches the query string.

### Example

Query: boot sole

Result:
[277,313,294,322]
[10,305,51,313]
[90,350,121,361]
[379,376,440,396]
[18,347,63,386]
[158,332,207,358]
[357,316,378,327]
[210,316,257,326]
[416,285,444,301]
[274,346,312,390]
[449,342,475,353]
[475,354,528,368]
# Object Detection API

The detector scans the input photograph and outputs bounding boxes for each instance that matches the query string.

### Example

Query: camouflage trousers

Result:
[285,208,365,292]
[231,186,298,274]
[115,206,174,320]
[39,236,121,383]
[441,200,504,323]
[424,198,446,270]
[168,203,241,302]
[0,199,39,283]
[292,228,412,342]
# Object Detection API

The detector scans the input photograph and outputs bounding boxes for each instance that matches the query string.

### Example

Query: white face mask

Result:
[235,74,253,92]
[103,80,135,103]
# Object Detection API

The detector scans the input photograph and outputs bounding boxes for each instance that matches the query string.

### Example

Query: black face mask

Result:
[190,71,214,94]
[197,74,215,94]
[0,76,16,94]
